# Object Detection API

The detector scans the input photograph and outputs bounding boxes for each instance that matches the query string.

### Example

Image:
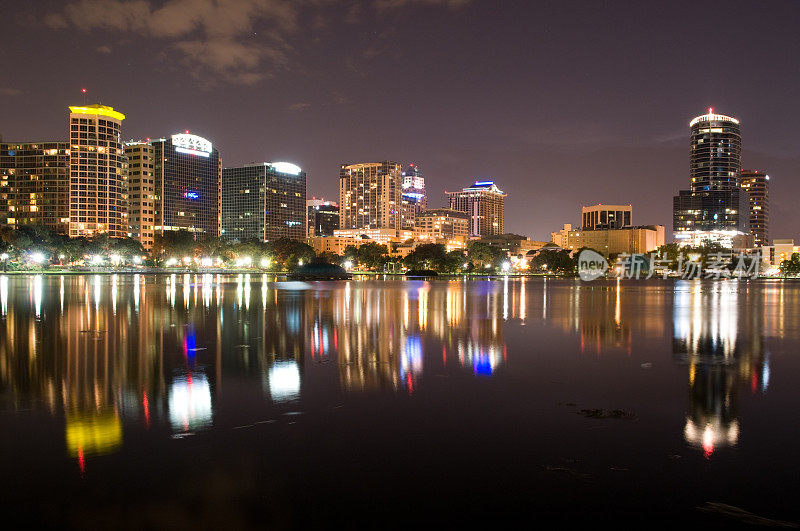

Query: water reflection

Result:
[672,281,770,457]
[0,275,797,471]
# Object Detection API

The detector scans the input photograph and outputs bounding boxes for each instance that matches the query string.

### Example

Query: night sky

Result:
[2,0,798,241]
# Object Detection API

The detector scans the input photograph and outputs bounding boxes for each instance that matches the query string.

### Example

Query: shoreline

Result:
[0,269,797,281]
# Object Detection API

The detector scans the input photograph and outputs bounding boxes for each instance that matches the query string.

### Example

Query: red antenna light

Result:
[185,129,189,134]
[708,107,713,114]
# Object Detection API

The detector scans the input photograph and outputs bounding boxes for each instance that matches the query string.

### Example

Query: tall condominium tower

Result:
[0,141,71,233]
[151,133,221,238]
[740,170,770,247]
[401,163,426,230]
[673,109,749,248]
[446,180,506,237]
[307,198,339,237]
[123,141,155,249]
[68,104,128,238]
[689,109,742,191]
[221,162,306,241]
[339,161,402,230]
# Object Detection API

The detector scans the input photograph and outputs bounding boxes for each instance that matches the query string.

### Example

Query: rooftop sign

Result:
[171,133,212,157]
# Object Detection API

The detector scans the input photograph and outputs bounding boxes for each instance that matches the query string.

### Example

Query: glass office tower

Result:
[221,162,306,241]
[151,133,221,238]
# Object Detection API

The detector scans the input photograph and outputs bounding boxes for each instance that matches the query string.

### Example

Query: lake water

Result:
[1,274,799,528]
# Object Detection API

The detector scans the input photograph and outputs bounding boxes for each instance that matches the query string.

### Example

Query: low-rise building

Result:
[308,225,467,258]
[478,233,548,257]
[415,208,469,241]
[551,223,665,256]
[761,239,799,268]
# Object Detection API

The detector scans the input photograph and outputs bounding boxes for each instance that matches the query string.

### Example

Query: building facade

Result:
[740,170,770,247]
[339,161,402,230]
[446,181,506,237]
[123,141,155,249]
[151,133,221,238]
[0,141,71,233]
[307,198,339,237]
[479,233,548,257]
[221,162,306,241]
[761,239,799,269]
[551,223,665,256]
[582,204,632,230]
[401,163,426,230]
[68,105,128,238]
[415,208,469,241]
[673,110,749,248]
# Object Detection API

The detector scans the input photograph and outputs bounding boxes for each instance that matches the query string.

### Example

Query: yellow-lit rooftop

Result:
[68,104,125,121]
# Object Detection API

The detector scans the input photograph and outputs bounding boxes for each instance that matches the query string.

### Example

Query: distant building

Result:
[446,180,505,237]
[307,198,339,237]
[415,208,469,241]
[582,204,632,230]
[479,233,548,257]
[123,140,155,249]
[68,104,128,238]
[673,109,749,248]
[551,223,665,256]
[761,239,799,269]
[740,170,770,247]
[339,161,402,230]
[401,163,426,229]
[221,162,306,242]
[151,133,221,238]
[0,141,71,233]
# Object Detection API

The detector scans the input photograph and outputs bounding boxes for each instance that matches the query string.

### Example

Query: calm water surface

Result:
[1,274,799,528]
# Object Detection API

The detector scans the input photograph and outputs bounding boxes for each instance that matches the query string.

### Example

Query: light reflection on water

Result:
[1,274,799,523]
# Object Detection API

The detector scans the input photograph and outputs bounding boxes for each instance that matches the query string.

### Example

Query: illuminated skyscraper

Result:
[673,109,749,248]
[221,162,306,241]
[123,141,155,249]
[740,170,770,247]
[0,141,71,233]
[339,161,402,230]
[401,163,426,230]
[446,180,506,237]
[151,133,221,238]
[68,104,128,238]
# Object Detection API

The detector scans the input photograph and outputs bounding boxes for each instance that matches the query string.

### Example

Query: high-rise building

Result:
[221,162,306,242]
[446,180,506,237]
[401,163,426,229]
[339,161,402,230]
[582,204,632,230]
[307,198,339,237]
[740,170,770,247]
[0,141,71,233]
[673,109,749,248]
[151,133,221,238]
[123,141,155,249]
[68,104,128,238]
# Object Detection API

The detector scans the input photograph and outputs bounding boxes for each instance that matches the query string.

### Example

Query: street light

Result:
[30,252,46,264]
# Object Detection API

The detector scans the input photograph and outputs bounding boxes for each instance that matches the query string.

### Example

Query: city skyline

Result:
[2,1,798,241]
